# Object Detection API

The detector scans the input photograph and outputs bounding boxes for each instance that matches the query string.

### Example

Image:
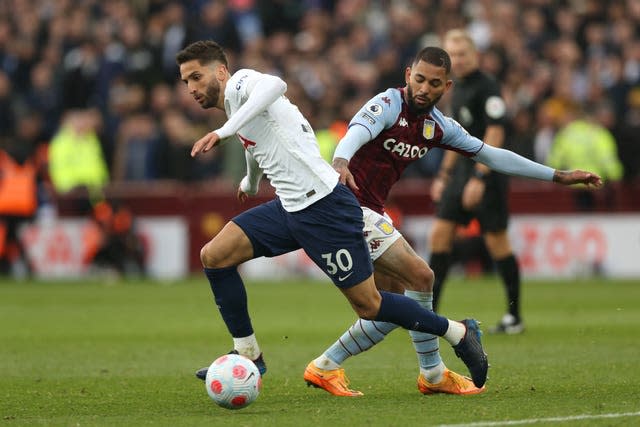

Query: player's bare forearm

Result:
[332,157,359,191]
[552,170,604,188]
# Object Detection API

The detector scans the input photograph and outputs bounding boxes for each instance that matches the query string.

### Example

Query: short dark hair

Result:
[175,40,228,67]
[413,47,451,74]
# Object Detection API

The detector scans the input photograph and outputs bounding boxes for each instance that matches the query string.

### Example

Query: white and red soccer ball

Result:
[205,353,262,409]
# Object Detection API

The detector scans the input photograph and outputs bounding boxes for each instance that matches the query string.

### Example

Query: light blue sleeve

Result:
[333,89,402,161]
[432,107,554,181]
[474,144,555,181]
[431,108,484,155]
[348,88,402,140]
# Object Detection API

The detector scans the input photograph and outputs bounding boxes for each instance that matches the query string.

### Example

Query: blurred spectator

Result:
[48,109,109,204]
[0,0,637,194]
[193,1,243,54]
[0,71,14,137]
[24,61,62,140]
[614,87,640,180]
[547,104,623,210]
[157,108,223,181]
[112,112,161,181]
[86,199,146,277]
[0,116,49,277]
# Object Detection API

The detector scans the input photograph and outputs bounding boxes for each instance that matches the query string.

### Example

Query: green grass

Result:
[1,276,639,426]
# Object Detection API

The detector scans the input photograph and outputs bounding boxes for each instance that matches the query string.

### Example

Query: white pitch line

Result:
[437,411,640,427]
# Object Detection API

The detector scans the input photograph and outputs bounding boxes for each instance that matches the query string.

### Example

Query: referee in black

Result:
[429,29,524,334]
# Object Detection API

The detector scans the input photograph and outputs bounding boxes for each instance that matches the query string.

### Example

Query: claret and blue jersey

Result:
[347,87,485,214]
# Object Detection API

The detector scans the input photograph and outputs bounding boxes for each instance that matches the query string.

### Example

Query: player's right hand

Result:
[332,157,359,191]
[191,131,221,157]
[430,176,446,202]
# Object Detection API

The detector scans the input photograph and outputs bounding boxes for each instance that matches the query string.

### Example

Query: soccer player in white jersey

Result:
[176,40,491,390]
[303,46,603,396]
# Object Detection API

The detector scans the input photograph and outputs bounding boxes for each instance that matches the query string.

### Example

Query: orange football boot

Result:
[303,362,363,397]
[418,369,486,395]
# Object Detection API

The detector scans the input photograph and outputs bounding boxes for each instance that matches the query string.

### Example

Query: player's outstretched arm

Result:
[553,170,603,188]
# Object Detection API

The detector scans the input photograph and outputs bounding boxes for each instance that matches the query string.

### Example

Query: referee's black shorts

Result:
[435,163,510,233]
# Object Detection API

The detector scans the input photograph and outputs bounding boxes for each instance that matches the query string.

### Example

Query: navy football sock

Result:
[374,291,449,336]
[204,267,253,338]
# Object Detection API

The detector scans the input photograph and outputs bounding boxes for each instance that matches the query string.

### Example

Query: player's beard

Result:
[406,85,441,114]
[200,78,221,109]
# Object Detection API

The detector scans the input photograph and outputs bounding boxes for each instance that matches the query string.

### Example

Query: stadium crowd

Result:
[0,0,638,202]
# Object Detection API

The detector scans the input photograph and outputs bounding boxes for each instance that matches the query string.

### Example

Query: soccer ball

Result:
[205,353,262,409]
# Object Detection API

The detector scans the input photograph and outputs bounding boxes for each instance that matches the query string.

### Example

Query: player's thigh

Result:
[374,237,434,292]
[483,230,513,259]
[292,184,373,288]
[230,199,300,260]
[200,221,255,268]
[373,270,405,293]
[429,218,458,251]
[361,206,402,262]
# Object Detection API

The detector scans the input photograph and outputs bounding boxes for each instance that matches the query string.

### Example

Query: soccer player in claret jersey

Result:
[176,40,491,391]
[303,46,602,396]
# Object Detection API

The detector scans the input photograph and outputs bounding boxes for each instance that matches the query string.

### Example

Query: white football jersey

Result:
[223,69,339,212]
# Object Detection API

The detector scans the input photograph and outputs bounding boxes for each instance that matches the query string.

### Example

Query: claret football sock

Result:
[204,267,253,338]
[405,290,443,373]
[324,319,398,365]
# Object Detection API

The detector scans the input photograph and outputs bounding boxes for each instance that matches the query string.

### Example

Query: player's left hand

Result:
[462,178,485,210]
[237,187,249,203]
[553,170,604,188]
[191,131,221,157]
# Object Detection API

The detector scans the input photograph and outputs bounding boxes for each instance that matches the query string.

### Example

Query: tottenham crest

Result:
[423,119,435,140]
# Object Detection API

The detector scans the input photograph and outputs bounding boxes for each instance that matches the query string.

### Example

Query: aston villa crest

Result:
[423,119,435,139]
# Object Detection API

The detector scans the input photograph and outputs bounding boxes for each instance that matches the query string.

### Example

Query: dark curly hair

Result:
[413,46,451,74]
[175,40,228,67]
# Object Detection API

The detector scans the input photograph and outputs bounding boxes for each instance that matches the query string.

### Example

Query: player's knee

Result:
[405,263,434,292]
[352,294,382,320]
[430,224,455,251]
[200,243,220,268]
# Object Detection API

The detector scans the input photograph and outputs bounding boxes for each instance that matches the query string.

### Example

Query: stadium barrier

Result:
[21,179,639,279]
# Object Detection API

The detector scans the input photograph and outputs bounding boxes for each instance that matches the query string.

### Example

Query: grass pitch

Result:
[1,275,639,426]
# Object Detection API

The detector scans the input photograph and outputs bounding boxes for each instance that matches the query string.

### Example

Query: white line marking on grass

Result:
[437,411,640,427]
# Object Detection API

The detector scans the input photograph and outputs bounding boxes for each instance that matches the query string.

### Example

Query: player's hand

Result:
[462,178,485,210]
[237,187,249,203]
[332,157,359,191]
[553,170,604,188]
[191,131,221,157]
[430,176,446,202]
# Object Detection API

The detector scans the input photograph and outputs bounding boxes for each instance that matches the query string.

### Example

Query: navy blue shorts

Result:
[232,184,373,288]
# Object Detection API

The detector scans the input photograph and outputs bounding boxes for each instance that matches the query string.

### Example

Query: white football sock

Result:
[233,334,261,360]
[443,320,466,346]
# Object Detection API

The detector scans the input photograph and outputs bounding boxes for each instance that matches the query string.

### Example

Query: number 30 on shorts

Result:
[321,249,353,275]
